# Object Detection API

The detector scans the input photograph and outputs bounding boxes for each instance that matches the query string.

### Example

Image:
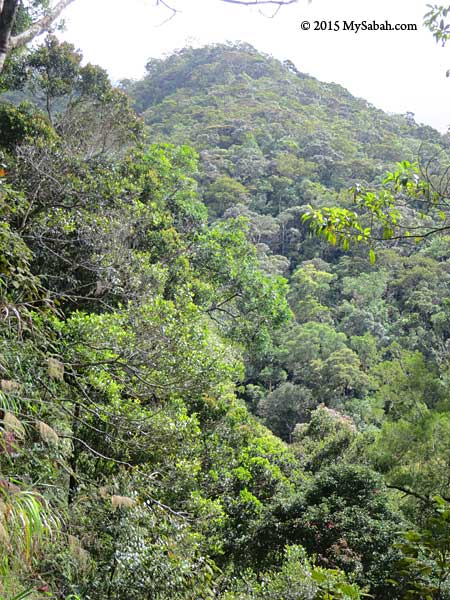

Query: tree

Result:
[424,3,450,75]
[300,1,450,252]
[223,545,363,599]
[288,260,335,324]
[302,158,450,257]
[257,382,314,441]
[282,321,347,390]
[0,0,75,72]
[0,37,301,596]
[292,405,357,472]
[3,35,143,153]
[293,464,403,597]
[394,496,450,599]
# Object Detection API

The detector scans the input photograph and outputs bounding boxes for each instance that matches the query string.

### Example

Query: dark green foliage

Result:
[125,43,443,270]
[0,100,54,150]
[114,40,450,600]
[268,465,402,598]
[0,38,300,600]
[394,496,450,599]
[223,545,364,599]
[258,382,313,441]
[3,36,450,600]
[292,405,357,471]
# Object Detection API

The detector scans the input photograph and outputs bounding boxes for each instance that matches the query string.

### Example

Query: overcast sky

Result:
[59,0,450,132]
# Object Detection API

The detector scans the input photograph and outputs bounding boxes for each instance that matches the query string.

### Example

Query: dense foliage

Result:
[2,39,450,600]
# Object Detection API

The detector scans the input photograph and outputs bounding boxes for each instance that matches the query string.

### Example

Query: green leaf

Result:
[311,570,328,584]
[11,590,34,600]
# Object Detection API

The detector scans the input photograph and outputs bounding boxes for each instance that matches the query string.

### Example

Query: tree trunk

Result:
[0,0,76,73]
[0,0,19,73]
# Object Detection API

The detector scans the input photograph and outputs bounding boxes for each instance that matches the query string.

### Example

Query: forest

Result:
[2,1,450,599]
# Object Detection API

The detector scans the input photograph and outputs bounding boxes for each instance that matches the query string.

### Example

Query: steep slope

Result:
[3,37,450,600]
[127,43,443,219]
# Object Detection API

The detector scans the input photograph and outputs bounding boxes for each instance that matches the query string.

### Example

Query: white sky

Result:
[59,0,450,132]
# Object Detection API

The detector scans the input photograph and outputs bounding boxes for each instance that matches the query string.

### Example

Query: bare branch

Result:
[386,484,450,505]
[155,0,179,25]
[155,0,297,24]
[10,0,76,50]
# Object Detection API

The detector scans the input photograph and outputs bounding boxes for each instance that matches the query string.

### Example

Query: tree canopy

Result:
[2,19,450,600]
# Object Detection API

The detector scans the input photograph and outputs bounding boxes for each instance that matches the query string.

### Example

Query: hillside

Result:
[127,46,450,525]
[3,37,450,600]
[125,43,446,274]
[127,43,442,213]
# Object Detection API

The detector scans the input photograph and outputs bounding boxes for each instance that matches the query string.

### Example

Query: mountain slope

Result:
[126,43,443,218]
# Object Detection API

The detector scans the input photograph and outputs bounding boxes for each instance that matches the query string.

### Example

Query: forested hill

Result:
[126,43,443,218]
[4,35,450,600]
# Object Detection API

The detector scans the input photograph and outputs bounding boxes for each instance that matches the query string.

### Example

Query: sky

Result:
[58,0,450,132]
